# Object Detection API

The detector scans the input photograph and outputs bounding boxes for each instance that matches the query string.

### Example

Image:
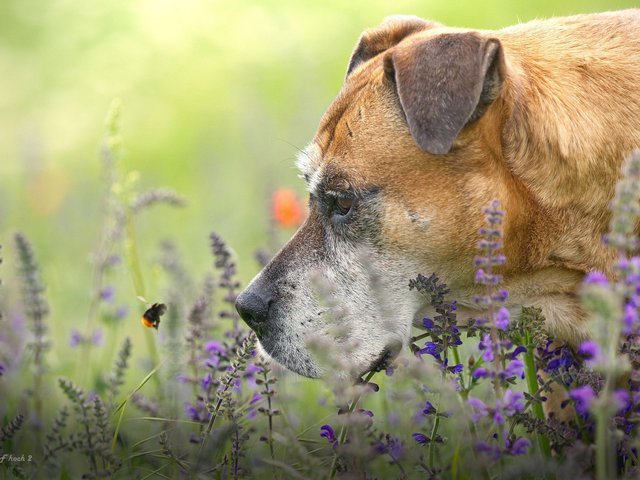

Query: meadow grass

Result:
[2,110,640,479]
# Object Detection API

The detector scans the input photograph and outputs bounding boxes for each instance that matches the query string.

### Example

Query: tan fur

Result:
[310,9,640,345]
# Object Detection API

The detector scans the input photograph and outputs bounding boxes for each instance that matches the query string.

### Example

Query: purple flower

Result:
[494,289,509,302]
[418,342,441,359]
[496,307,510,330]
[504,359,524,379]
[116,305,129,319]
[206,356,220,368]
[244,363,260,388]
[448,363,463,374]
[543,345,575,372]
[385,366,394,376]
[479,334,494,362]
[441,357,463,375]
[493,409,505,425]
[493,254,506,265]
[100,286,115,303]
[185,402,205,422]
[69,330,83,347]
[320,424,337,447]
[569,385,596,416]
[623,303,638,334]
[502,390,525,416]
[474,266,502,285]
[422,318,434,329]
[473,367,491,379]
[508,437,531,455]
[385,435,404,459]
[201,372,213,390]
[412,433,429,445]
[361,409,374,417]
[232,378,242,393]
[422,401,437,416]
[374,434,404,458]
[584,271,608,285]
[578,340,602,368]
[613,389,631,412]
[205,340,225,354]
[91,329,103,346]
[475,441,502,461]
[509,346,527,359]
[483,200,504,224]
[250,392,262,405]
[468,397,489,422]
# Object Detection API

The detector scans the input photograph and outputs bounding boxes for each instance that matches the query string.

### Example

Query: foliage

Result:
[1,4,640,476]
[2,133,640,478]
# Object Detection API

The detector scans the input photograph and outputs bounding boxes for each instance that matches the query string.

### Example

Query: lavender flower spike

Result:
[569,385,596,416]
[578,340,602,368]
[320,424,338,447]
[467,397,489,422]
[496,306,510,330]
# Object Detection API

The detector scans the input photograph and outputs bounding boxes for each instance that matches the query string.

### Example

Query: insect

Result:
[141,303,166,330]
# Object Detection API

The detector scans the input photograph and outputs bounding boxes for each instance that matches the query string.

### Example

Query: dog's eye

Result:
[334,197,354,216]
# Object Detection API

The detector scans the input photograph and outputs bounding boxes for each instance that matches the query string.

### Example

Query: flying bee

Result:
[141,303,166,330]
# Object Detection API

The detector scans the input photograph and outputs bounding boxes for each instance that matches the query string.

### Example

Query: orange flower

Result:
[272,188,305,228]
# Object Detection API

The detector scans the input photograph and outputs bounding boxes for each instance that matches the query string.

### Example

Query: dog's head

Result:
[236,16,514,378]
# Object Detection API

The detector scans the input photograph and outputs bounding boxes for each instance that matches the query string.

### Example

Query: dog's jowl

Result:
[236,10,640,380]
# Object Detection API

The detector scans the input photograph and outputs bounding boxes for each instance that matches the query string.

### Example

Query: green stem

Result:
[523,345,552,457]
[487,308,505,448]
[328,371,376,480]
[595,374,614,480]
[452,347,466,390]
[411,332,431,343]
[262,369,276,464]
[124,210,161,395]
[428,412,441,468]
[452,374,491,480]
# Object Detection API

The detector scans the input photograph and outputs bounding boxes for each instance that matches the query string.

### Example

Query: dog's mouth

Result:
[258,332,403,381]
[362,341,403,377]
[367,347,395,373]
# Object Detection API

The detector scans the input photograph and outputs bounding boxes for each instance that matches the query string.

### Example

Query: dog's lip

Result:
[363,342,402,376]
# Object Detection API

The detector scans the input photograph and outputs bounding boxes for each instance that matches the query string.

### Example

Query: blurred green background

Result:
[0,0,636,368]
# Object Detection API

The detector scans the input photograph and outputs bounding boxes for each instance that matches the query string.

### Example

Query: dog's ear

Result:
[346,16,437,77]
[387,33,505,155]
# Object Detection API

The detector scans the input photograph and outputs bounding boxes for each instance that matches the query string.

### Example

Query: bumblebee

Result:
[141,303,166,330]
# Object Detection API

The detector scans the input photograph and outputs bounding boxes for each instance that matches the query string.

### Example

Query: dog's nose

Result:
[235,289,270,331]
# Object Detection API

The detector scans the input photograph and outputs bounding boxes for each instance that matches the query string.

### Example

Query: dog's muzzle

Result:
[235,280,273,337]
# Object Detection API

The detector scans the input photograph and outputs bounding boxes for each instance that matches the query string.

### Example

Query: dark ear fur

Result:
[389,33,505,155]
[346,16,437,77]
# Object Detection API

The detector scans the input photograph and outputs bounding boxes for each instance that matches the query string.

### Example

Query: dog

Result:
[235,10,640,380]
